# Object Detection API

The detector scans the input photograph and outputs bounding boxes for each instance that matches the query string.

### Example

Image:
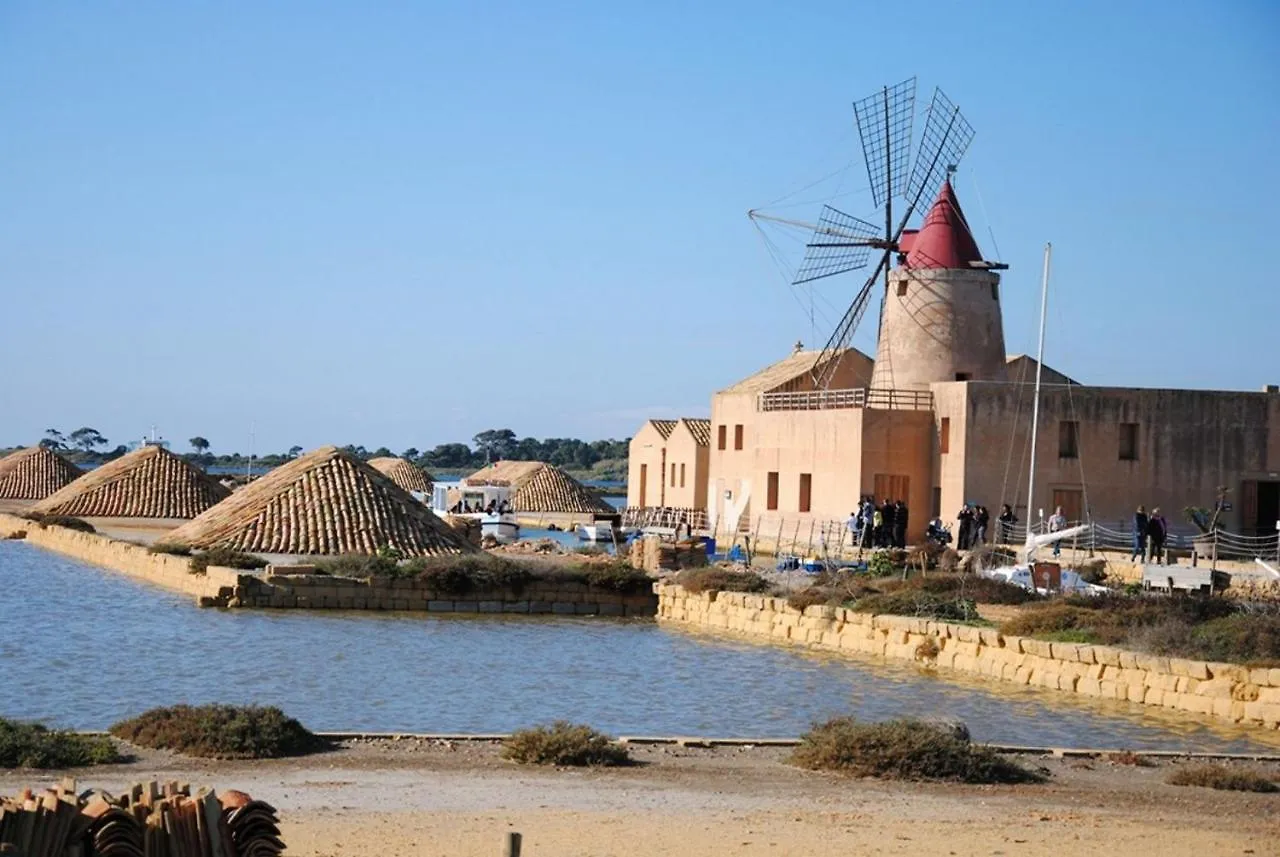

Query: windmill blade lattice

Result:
[904,88,975,223]
[792,206,880,285]
[852,78,916,209]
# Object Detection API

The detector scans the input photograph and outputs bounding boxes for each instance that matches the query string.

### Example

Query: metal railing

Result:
[756,387,933,412]
[622,506,708,532]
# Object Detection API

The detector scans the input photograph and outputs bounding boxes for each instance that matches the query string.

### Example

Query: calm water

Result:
[1,542,1275,752]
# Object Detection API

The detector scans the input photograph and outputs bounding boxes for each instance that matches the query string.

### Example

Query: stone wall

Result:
[657,583,1280,731]
[231,572,657,615]
[0,512,243,600]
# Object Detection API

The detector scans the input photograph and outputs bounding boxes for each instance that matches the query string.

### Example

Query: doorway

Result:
[1052,488,1084,524]
[639,464,647,507]
[1243,480,1279,537]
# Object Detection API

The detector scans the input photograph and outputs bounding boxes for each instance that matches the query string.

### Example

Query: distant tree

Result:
[69,427,108,454]
[189,436,210,455]
[423,443,475,468]
[341,444,369,459]
[402,447,420,461]
[288,445,304,459]
[102,444,129,461]
[41,428,66,451]
[371,446,393,459]
[473,429,516,464]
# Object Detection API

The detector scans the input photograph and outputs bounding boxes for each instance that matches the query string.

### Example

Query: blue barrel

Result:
[703,537,717,557]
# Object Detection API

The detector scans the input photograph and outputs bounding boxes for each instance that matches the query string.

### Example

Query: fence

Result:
[756,387,934,412]
[621,506,708,532]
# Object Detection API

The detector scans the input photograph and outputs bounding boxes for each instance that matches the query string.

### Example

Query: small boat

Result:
[431,482,520,544]
[576,513,622,543]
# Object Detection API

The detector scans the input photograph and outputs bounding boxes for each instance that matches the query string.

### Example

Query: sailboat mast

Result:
[1025,243,1052,543]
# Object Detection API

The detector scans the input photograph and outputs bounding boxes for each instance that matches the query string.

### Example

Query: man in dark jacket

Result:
[893,500,908,548]
[1147,507,1167,565]
[880,499,896,548]
[1131,505,1148,562]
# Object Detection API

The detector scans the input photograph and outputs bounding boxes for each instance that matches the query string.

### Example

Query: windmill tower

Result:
[750,78,1007,393]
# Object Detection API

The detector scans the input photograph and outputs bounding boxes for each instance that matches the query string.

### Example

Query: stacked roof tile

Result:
[464,460,614,514]
[368,457,434,494]
[30,445,230,519]
[159,446,472,556]
[0,446,82,500]
[680,418,711,448]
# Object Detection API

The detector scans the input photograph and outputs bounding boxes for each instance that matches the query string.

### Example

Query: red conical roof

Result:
[904,180,983,270]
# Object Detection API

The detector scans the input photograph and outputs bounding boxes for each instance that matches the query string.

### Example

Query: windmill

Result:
[749,78,976,389]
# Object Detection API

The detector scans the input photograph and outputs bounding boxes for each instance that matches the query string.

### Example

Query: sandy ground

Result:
[3,740,1278,856]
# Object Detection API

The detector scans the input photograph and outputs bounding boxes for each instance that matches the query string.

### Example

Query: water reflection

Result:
[1,542,1275,752]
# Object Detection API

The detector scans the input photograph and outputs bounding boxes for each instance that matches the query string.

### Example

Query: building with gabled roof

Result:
[627,417,712,510]
[0,446,82,502]
[159,446,472,556]
[30,444,229,519]
[463,460,613,514]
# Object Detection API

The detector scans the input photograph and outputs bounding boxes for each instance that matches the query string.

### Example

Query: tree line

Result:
[32,427,629,473]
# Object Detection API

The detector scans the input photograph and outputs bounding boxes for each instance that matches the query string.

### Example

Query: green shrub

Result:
[0,718,120,768]
[677,568,772,595]
[408,553,534,594]
[582,562,653,594]
[1000,594,1279,664]
[315,554,403,579]
[852,590,980,622]
[501,721,630,767]
[109,704,327,759]
[1166,763,1277,792]
[867,551,896,577]
[789,717,1042,784]
[148,542,192,557]
[190,546,268,574]
[22,513,95,533]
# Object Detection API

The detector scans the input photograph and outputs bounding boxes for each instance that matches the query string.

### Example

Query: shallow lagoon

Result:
[0,542,1275,752]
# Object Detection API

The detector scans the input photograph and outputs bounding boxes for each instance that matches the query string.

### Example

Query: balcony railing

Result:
[757,387,933,412]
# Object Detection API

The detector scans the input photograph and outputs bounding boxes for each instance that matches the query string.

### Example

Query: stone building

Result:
[627,417,711,511]
[633,181,1280,543]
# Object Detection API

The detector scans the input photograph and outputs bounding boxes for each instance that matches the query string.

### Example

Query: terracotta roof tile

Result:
[464,460,614,514]
[0,446,82,500]
[368,457,435,494]
[31,445,229,518]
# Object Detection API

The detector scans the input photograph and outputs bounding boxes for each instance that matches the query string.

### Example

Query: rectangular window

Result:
[932,486,942,518]
[1059,420,1079,459]
[940,417,951,454]
[766,472,779,511]
[680,462,686,487]
[896,280,907,297]
[798,473,812,513]
[734,424,744,450]
[717,425,726,450]
[1119,422,1138,461]
[991,283,999,301]
[955,372,971,381]
[671,463,677,486]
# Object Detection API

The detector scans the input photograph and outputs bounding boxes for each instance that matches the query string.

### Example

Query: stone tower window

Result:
[897,280,908,297]
[1119,423,1139,461]
[717,425,726,450]
[940,418,951,454]
[1059,421,1080,459]
[991,283,999,300]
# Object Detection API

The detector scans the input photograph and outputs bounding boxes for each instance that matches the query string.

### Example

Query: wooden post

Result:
[504,832,523,857]
[774,519,784,558]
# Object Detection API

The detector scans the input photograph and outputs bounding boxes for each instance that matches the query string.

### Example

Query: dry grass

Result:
[1166,763,1277,792]
[189,546,268,574]
[0,718,120,768]
[21,512,96,533]
[109,704,327,760]
[789,717,1043,784]
[1106,750,1155,767]
[501,722,630,767]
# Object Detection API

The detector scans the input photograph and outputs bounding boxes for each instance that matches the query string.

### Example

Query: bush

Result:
[788,587,836,612]
[189,546,268,574]
[407,554,534,595]
[1166,763,1277,793]
[867,551,896,577]
[905,573,1039,606]
[677,568,772,595]
[501,721,630,766]
[0,718,121,768]
[109,704,327,759]
[789,717,1042,784]
[22,513,95,533]
[148,543,192,557]
[1106,750,1154,767]
[581,562,653,594]
[315,554,403,579]
[1000,594,1280,664]
[852,590,981,623]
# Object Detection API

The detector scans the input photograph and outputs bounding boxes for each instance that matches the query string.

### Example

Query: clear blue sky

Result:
[2,1,1277,455]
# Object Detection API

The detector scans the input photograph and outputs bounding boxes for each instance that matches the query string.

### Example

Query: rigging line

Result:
[967,171,1003,261]
[999,354,1032,514]
[762,158,857,208]
[1052,278,1091,523]
[764,184,875,212]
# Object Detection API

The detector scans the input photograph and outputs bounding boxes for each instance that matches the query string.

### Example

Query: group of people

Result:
[846,498,909,549]
[954,504,994,550]
[449,498,512,515]
[1129,505,1169,564]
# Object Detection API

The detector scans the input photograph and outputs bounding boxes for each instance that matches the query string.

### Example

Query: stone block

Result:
[294,596,311,608]
[530,601,552,613]
[1134,654,1171,675]
[1118,650,1139,670]
[1126,684,1146,703]
[1077,677,1102,697]
[1168,658,1210,680]
[337,597,353,609]
[1049,642,1079,662]
[1091,646,1122,667]
[1020,639,1052,658]
[978,628,1002,648]
[552,602,576,615]
[392,598,410,610]
[351,598,367,609]
[575,603,599,615]
[1249,668,1273,688]
[478,601,503,613]
[598,603,624,616]
[427,600,455,612]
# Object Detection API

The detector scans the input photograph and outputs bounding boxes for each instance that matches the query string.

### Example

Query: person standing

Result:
[997,504,1017,544]
[1048,506,1067,557]
[974,505,990,546]
[880,499,895,548]
[956,505,973,550]
[893,499,908,548]
[847,509,860,548]
[1147,507,1167,565]
[1131,505,1149,562]
[872,504,885,548]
